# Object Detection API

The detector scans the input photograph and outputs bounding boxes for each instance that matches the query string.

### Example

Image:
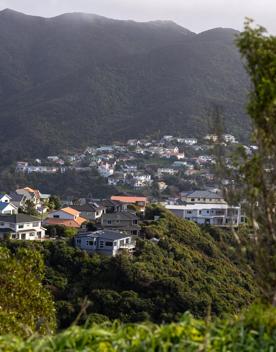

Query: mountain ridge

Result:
[0,9,249,161]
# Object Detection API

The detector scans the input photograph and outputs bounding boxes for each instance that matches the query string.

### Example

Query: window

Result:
[88,241,94,246]
[18,225,24,229]
[191,198,195,202]
[187,210,192,214]
[107,220,112,225]
[77,239,81,244]
[105,241,113,247]
[53,215,60,218]
[100,241,104,248]
[206,210,209,214]
[119,239,124,246]
[126,238,130,244]
[199,211,202,214]
[32,222,39,227]
[133,220,138,224]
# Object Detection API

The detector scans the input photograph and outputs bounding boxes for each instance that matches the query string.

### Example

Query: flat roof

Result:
[76,230,131,241]
[165,204,240,210]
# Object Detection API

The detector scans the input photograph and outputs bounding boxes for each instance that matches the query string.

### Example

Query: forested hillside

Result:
[0,9,249,162]
[1,206,257,331]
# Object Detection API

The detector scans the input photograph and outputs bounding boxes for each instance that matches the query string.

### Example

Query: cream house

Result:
[0,214,46,240]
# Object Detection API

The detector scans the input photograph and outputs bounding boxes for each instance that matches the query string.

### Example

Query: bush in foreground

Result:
[0,305,275,352]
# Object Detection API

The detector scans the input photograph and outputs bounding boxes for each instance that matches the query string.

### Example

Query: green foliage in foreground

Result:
[0,247,56,337]
[0,305,275,352]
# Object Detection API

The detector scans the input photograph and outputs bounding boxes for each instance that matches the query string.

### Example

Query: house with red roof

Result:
[44,207,87,228]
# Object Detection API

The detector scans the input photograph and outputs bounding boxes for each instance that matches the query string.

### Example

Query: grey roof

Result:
[9,192,25,202]
[76,230,130,241]
[102,211,138,220]
[100,199,123,207]
[0,214,40,223]
[181,190,223,199]
[71,204,104,212]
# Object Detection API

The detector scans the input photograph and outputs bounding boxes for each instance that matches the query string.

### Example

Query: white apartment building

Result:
[165,203,244,227]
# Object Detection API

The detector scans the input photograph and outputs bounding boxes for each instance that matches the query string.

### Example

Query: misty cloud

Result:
[0,0,275,33]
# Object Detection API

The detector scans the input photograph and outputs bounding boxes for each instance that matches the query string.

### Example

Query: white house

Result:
[98,162,115,178]
[0,194,12,203]
[165,203,244,227]
[0,214,46,240]
[223,134,237,144]
[0,202,18,215]
[157,168,178,177]
[75,230,136,256]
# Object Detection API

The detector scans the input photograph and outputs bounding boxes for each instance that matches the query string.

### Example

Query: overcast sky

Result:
[0,0,275,34]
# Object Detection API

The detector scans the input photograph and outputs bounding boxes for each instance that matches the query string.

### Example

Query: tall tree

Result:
[236,19,276,303]
[0,247,56,337]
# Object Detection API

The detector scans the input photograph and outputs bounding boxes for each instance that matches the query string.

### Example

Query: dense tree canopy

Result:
[0,247,56,337]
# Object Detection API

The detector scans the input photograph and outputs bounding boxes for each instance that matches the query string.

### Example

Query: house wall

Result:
[0,204,18,215]
[0,220,45,240]
[48,210,76,220]
[181,196,226,204]
[75,235,133,256]
[0,195,11,203]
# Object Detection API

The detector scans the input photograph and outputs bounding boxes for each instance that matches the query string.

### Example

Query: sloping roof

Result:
[44,217,86,228]
[71,204,104,212]
[0,193,11,199]
[111,196,147,204]
[100,199,123,207]
[102,211,138,220]
[0,214,40,223]
[60,207,80,216]
[0,202,17,211]
[9,192,25,202]
[181,190,223,199]
[24,187,41,198]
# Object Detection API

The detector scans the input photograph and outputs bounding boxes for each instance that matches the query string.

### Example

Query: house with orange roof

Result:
[44,207,87,228]
[111,196,148,212]
[16,187,41,206]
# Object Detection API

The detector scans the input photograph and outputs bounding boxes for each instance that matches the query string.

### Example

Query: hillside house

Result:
[71,203,105,221]
[0,214,46,240]
[75,230,135,256]
[45,207,87,228]
[101,211,140,235]
[0,202,18,215]
[165,203,244,227]
[111,196,148,213]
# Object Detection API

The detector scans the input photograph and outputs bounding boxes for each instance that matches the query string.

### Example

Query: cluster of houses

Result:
[0,187,50,240]
[15,134,258,193]
[0,182,246,256]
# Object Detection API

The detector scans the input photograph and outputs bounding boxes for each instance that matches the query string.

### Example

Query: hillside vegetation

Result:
[0,305,275,352]
[0,9,249,162]
[1,206,258,331]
